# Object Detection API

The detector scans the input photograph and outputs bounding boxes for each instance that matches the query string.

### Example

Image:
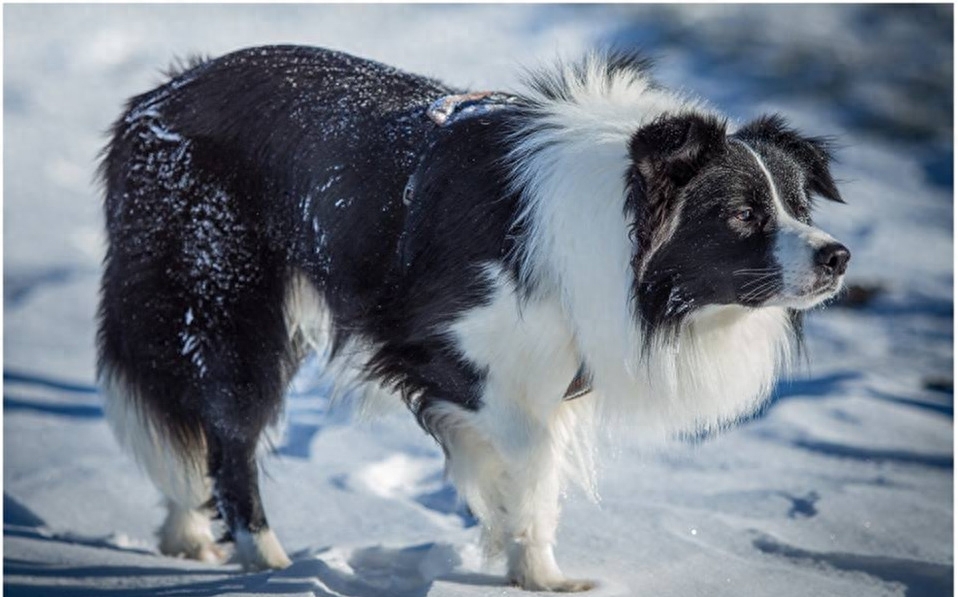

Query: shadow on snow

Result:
[753,534,953,597]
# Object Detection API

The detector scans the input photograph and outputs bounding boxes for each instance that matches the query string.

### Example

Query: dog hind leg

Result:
[100,370,222,563]
[206,423,291,571]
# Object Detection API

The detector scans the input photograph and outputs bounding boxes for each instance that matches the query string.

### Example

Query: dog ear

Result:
[628,113,727,260]
[734,114,843,203]
[630,113,728,189]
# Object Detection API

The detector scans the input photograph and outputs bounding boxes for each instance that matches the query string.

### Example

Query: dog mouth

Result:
[750,274,845,310]
[780,276,846,310]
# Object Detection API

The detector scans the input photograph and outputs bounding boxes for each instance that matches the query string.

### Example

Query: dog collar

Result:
[563,364,593,401]
[426,91,518,127]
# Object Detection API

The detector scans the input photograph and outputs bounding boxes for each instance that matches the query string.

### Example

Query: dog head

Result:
[628,113,849,335]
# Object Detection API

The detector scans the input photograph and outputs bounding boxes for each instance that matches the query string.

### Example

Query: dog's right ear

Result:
[629,113,728,190]
[628,113,727,259]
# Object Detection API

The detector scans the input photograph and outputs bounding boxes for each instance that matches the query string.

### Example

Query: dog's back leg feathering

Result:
[95,44,456,573]
[97,92,297,570]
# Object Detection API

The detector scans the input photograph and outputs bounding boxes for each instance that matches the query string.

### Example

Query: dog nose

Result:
[815,243,850,276]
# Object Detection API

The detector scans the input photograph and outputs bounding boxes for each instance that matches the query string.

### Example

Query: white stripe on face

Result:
[734,139,839,308]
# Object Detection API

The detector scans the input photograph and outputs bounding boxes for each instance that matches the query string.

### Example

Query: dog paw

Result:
[510,574,597,592]
[159,537,226,563]
[194,542,227,564]
[550,578,597,593]
[158,505,225,563]
[234,528,292,571]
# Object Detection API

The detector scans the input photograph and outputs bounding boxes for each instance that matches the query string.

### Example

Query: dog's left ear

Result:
[734,115,843,203]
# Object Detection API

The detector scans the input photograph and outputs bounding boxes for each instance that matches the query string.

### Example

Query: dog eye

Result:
[734,208,755,222]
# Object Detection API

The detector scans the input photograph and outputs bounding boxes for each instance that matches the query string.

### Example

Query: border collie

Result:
[97,45,849,591]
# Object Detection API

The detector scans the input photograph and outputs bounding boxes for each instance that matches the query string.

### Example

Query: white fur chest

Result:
[448,266,793,444]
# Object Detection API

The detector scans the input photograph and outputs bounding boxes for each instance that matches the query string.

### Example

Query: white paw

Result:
[507,539,595,592]
[194,542,228,564]
[158,504,225,564]
[510,572,597,593]
[233,528,292,571]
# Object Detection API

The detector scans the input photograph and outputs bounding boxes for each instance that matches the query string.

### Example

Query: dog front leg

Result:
[427,401,595,592]
[499,432,595,593]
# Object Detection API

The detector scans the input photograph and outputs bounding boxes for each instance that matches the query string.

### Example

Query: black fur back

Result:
[97,46,528,451]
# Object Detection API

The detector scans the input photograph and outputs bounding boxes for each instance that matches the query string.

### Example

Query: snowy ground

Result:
[3,5,953,596]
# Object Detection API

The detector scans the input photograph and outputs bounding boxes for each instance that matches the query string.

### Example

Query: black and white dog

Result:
[97,46,849,591]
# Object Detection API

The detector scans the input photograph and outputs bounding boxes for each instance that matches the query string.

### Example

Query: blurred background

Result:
[4,5,953,597]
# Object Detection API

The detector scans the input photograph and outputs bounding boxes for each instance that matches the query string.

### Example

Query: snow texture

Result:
[3,4,952,596]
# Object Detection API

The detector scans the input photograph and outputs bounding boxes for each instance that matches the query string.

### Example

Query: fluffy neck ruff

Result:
[506,55,795,439]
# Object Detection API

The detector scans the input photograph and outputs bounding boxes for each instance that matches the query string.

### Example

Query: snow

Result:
[3,4,952,597]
